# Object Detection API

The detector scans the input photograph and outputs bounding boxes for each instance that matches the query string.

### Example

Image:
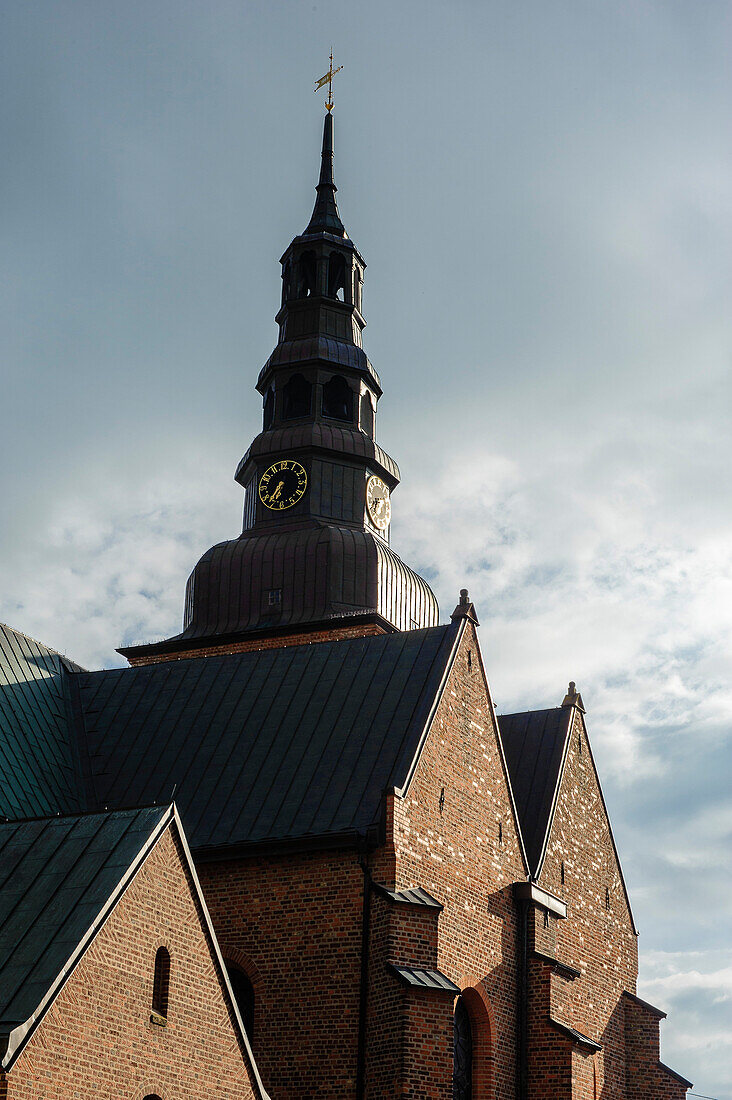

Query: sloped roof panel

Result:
[0,624,83,821]
[78,624,458,852]
[0,806,168,1036]
[498,707,572,876]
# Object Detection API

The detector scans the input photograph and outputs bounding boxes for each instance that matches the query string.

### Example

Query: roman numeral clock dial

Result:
[366,475,391,531]
[258,460,308,510]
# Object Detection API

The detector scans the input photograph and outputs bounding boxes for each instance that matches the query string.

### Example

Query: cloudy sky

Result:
[1,1,730,1093]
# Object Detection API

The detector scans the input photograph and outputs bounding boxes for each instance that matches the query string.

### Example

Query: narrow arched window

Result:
[359,392,374,437]
[282,373,312,420]
[327,251,346,300]
[263,386,275,430]
[282,260,292,305]
[322,375,353,422]
[453,996,473,1099]
[296,251,317,298]
[152,947,170,1020]
[226,963,255,1039]
[143,1095,164,1100]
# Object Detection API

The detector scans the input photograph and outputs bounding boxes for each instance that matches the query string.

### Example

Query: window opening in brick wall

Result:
[467,649,472,671]
[439,786,445,814]
[143,1094,164,1100]
[561,861,565,885]
[605,887,610,910]
[453,995,473,1099]
[498,820,503,845]
[226,963,255,1039]
[578,730,582,753]
[152,947,170,1022]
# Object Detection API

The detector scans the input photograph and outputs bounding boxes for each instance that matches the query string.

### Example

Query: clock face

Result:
[258,459,308,511]
[366,475,391,530]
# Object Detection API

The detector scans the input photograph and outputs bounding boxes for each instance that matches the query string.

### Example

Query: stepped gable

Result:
[120,112,437,664]
[81,623,461,854]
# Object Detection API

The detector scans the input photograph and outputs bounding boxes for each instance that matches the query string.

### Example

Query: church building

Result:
[0,106,692,1100]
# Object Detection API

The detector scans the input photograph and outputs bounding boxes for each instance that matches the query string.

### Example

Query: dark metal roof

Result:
[0,806,168,1039]
[622,989,667,1019]
[657,1061,693,1088]
[498,707,572,876]
[80,624,459,853]
[549,1018,602,1051]
[387,964,460,994]
[373,884,443,909]
[131,526,438,651]
[257,337,380,392]
[0,624,84,821]
[304,112,347,238]
[237,423,397,484]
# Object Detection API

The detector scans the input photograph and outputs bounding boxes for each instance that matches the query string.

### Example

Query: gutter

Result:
[356,854,372,1100]
[516,895,529,1100]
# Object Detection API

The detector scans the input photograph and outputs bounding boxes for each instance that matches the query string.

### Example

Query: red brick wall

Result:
[385,622,528,1098]
[4,826,259,1100]
[624,996,689,1100]
[198,848,366,1100]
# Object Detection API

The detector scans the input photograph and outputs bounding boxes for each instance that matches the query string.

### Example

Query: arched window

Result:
[281,260,292,305]
[226,963,255,1038]
[143,1095,164,1100]
[359,392,374,437]
[453,996,473,1099]
[152,947,170,1020]
[322,376,353,423]
[263,386,275,430]
[282,373,312,420]
[327,251,347,300]
[353,266,363,311]
[296,251,317,298]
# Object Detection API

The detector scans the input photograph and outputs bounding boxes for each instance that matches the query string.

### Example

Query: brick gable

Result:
[381,621,528,1097]
[3,825,264,1100]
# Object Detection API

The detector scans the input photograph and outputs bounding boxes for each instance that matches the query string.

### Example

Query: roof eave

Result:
[0,805,174,1073]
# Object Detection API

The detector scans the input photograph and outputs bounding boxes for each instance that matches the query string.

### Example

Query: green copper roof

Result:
[0,624,84,820]
[0,806,170,1050]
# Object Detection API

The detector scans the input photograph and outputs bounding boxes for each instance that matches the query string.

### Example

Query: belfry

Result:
[120,111,437,666]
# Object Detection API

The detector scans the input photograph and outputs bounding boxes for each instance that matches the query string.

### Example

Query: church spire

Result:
[118,99,439,665]
[304,112,347,238]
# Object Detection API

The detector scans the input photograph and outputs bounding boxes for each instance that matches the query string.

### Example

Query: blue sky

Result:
[1,2,731,1094]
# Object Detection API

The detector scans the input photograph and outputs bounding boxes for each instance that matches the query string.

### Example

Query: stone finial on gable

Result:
[450,588,480,626]
[561,681,586,713]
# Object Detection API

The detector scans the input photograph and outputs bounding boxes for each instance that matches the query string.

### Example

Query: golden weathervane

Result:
[314,51,343,112]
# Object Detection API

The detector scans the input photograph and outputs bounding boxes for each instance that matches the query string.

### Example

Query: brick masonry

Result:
[108,616,690,1099]
[2,825,260,1100]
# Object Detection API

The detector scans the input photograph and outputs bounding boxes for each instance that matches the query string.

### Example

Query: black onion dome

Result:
[177,528,438,640]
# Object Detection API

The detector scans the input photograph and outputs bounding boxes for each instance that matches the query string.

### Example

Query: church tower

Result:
[121,111,438,665]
